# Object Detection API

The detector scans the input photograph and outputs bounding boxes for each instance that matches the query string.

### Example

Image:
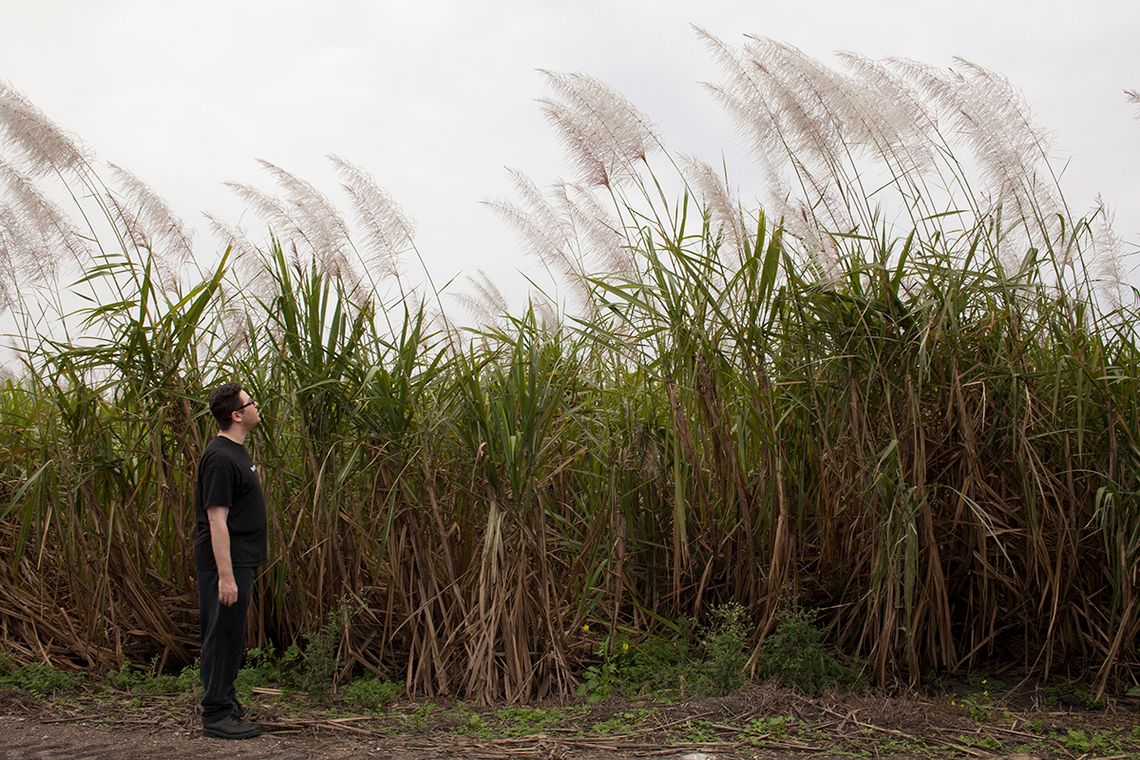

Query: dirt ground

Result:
[1,684,1137,759]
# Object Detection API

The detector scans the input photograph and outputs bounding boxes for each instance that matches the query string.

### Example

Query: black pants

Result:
[197,566,255,725]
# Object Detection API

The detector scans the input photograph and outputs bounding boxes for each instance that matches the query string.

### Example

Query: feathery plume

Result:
[838,51,978,242]
[202,212,275,299]
[105,191,154,254]
[0,82,91,177]
[834,52,938,170]
[537,70,659,189]
[102,196,182,293]
[696,27,790,168]
[0,204,31,311]
[1090,198,1132,309]
[202,213,280,350]
[539,100,611,188]
[226,181,296,233]
[888,56,1060,252]
[107,163,194,271]
[452,268,510,325]
[0,229,17,313]
[740,39,867,238]
[213,282,255,351]
[0,158,83,276]
[741,38,849,164]
[257,159,354,279]
[761,40,968,243]
[959,57,1066,255]
[696,28,850,266]
[552,181,633,274]
[0,199,62,313]
[226,178,367,292]
[484,169,592,308]
[328,154,414,281]
[486,170,572,272]
[682,157,746,264]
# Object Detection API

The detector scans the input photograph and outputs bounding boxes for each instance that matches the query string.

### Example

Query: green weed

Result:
[602,626,694,698]
[698,603,749,695]
[408,702,438,731]
[235,645,280,699]
[1051,727,1136,754]
[107,659,197,694]
[0,662,83,697]
[755,603,859,693]
[966,735,1002,751]
[741,714,796,742]
[1056,728,1110,753]
[451,703,490,738]
[589,707,658,736]
[302,606,344,699]
[339,676,401,711]
[485,706,577,737]
[578,607,752,702]
[681,717,716,742]
[576,637,624,704]
[880,737,939,755]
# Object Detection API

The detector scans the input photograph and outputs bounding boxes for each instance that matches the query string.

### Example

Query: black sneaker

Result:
[203,715,262,740]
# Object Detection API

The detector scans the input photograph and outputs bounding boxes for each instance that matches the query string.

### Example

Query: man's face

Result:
[232,391,261,430]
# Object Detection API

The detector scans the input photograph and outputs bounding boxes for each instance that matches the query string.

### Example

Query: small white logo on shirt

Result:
[250,465,257,472]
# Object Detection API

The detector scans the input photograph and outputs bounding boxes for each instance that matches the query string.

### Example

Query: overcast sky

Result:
[1,0,1138,306]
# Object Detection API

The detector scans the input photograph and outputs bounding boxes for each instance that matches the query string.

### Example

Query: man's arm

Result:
[206,506,238,606]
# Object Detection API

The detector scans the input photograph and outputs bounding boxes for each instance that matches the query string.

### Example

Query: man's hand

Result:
[206,505,237,605]
[218,574,239,606]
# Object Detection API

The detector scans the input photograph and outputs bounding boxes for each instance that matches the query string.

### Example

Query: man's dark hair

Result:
[208,382,244,430]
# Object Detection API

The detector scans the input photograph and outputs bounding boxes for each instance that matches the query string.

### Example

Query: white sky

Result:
[1,0,1138,307]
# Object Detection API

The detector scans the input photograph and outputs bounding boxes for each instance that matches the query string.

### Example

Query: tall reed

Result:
[0,37,1136,699]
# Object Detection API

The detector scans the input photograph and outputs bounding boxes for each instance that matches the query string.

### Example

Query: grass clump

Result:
[107,659,197,694]
[234,645,285,699]
[755,602,860,693]
[407,702,438,731]
[579,605,752,701]
[1053,727,1130,755]
[698,603,749,695]
[230,600,352,703]
[589,707,659,736]
[741,715,796,742]
[451,703,490,737]
[485,706,579,737]
[339,675,401,711]
[0,661,83,698]
[303,596,360,700]
[298,616,341,699]
[586,628,693,700]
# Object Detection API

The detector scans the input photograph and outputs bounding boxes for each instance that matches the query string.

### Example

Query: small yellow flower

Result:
[983,690,989,697]
[622,641,630,652]
[950,700,956,706]
[981,679,987,685]
[582,624,590,633]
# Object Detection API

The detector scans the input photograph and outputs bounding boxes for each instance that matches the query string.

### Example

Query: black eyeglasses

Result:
[235,399,258,411]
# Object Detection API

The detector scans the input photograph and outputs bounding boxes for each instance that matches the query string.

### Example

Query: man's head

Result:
[208,382,261,432]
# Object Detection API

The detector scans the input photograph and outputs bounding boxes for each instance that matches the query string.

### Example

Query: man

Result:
[193,382,267,739]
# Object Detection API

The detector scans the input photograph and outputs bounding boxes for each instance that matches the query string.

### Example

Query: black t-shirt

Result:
[193,435,267,569]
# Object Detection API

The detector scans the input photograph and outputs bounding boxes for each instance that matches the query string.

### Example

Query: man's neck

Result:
[218,428,249,446]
